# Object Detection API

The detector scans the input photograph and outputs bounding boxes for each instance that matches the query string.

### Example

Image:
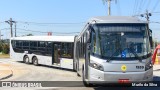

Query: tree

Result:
[0,43,2,52]
[26,33,33,36]
[1,43,9,54]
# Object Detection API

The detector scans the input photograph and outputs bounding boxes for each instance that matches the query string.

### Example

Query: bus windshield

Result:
[91,24,151,60]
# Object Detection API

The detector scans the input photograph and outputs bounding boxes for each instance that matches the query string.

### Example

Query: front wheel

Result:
[33,57,38,66]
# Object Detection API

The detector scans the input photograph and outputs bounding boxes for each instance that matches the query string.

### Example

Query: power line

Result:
[116,0,121,15]
[16,28,47,33]
[139,0,148,15]
[16,28,79,34]
[152,12,160,13]
[132,0,135,15]
[140,0,147,11]
[137,0,144,15]
[146,0,151,10]
[150,21,160,24]
[151,0,160,13]
[0,28,10,31]
[17,21,85,25]
[0,22,5,24]
[133,0,137,15]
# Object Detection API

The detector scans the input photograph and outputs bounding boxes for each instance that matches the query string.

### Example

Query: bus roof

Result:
[10,36,75,42]
[88,16,147,24]
[77,16,147,40]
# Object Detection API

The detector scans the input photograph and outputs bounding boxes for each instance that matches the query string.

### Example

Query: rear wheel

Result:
[33,57,38,66]
[24,56,29,64]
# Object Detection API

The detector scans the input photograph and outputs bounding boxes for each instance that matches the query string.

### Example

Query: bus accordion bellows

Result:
[10,36,76,70]
[74,16,153,86]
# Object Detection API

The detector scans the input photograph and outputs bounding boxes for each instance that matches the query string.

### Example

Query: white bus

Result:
[74,16,153,86]
[10,36,76,70]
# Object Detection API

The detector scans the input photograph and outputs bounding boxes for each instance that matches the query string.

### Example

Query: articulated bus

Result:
[10,36,76,70]
[10,16,153,86]
[74,16,153,86]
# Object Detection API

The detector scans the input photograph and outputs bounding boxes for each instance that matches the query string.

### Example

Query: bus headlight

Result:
[90,61,104,71]
[145,61,153,71]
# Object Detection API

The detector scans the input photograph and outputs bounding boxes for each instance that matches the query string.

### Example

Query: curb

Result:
[0,66,13,80]
[0,70,13,80]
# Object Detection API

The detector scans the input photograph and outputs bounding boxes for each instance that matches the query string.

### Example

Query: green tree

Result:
[0,41,3,52]
[26,33,33,36]
[0,44,2,52]
[2,43,9,54]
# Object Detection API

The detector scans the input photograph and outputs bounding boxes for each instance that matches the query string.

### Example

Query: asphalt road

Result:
[0,58,160,90]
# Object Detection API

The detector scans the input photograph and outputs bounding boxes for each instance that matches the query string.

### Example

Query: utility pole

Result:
[140,10,152,32]
[108,0,111,16]
[15,22,17,37]
[5,18,16,37]
[103,0,114,16]
[141,10,152,48]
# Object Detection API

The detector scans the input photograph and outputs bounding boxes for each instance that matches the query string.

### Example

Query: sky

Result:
[0,0,160,41]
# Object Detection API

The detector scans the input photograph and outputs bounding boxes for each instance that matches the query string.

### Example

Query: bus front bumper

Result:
[88,67,153,84]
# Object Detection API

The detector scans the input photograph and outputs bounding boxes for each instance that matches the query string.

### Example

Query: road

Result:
[0,58,160,90]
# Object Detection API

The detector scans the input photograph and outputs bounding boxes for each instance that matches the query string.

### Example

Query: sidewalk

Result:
[0,64,13,80]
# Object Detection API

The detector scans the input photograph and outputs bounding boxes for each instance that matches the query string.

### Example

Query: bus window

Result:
[38,41,45,51]
[11,40,16,51]
[23,41,29,50]
[46,42,52,56]
[61,43,73,58]
[15,41,23,52]
[30,41,38,51]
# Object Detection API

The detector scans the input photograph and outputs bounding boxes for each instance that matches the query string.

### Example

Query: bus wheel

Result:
[24,56,29,64]
[33,57,38,66]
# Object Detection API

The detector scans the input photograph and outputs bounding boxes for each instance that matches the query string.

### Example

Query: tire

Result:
[33,57,38,66]
[24,56,29,64]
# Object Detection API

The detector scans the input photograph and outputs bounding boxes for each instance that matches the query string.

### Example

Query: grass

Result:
[0,54,10,58]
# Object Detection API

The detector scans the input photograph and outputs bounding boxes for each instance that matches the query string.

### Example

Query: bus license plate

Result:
[118,79,130,83]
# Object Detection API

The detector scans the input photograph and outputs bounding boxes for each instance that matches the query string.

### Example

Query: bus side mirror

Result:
[149,29,153,48]
[149,37,153,48]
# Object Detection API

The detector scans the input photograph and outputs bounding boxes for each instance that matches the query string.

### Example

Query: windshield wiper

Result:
[128,46,142,62]
[107,48,122,62]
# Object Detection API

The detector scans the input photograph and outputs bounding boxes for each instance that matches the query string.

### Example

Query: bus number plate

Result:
[136,66,144,69]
